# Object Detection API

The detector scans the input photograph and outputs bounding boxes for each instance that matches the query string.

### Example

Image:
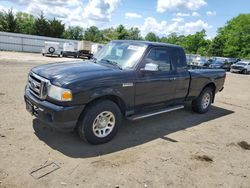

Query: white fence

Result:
[0,31,80,53]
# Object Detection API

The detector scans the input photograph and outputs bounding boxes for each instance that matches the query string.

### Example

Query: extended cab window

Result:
[170,48,187,70]
[145,47,172,72]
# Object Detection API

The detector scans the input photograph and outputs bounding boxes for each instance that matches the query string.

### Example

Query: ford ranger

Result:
[24,40,226,144]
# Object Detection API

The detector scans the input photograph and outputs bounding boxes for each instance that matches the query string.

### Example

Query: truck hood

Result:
[231,64,245,69]
[31,61,119,86]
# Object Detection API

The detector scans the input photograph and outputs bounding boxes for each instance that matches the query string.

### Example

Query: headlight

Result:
[48,85,72,101]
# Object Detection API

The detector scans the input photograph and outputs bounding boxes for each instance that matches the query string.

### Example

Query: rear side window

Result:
[144,47,172,72]
[169,48,187,69]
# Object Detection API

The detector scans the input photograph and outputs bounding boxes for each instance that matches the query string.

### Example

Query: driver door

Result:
[135,47,178,109]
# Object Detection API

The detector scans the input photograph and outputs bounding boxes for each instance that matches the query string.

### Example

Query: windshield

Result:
[93,41,147,69]
[212,61,223,65]
[236,62,247,66]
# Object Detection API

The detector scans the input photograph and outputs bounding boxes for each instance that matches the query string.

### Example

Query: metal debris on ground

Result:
[30,162,60,179]
[238,141,250,150]
[193,155,213,162]
[160,157,172,162]
[61,182,67,186]
[161,136,178,142]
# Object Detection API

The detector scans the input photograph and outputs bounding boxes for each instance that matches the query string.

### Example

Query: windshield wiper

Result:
[101,59,122,70]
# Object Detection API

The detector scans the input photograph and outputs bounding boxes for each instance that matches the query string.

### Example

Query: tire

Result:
[243,69,248,74]
[77,100,122,145]
[48,47,55,54]
[192,87,213,114]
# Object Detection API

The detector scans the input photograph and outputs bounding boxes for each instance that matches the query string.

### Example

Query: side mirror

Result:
[142,63,159,72]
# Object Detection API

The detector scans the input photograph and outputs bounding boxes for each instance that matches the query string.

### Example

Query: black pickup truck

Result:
[24,40,225,144]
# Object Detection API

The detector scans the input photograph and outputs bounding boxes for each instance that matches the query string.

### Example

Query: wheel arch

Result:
[201,82,216,103]
[86,94,127,115]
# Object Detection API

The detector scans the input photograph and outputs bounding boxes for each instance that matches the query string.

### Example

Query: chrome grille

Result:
[28,72,50,99]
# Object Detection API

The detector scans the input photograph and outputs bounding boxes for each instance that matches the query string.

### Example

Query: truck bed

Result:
[187,67,226,100]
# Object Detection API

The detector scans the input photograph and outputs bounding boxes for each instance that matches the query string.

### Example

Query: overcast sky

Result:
[0,0,249,38]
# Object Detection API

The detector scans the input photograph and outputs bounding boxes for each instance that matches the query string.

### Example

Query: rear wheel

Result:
[77,100,122,145]
[243,69,248,74]
[192,87,213,114]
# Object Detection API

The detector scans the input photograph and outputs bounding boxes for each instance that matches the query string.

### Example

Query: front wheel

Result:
[77,100,122,145]
[242,69,248,74]
[192,87,213,114]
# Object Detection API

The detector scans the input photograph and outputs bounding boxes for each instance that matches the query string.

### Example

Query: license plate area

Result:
[26,99,38,116]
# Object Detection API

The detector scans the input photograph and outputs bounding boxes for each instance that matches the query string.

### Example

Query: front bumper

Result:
[24,88,85,132]
[230,68,242,73]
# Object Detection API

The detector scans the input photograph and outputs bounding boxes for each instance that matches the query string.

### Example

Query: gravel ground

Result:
[0,51,250,188]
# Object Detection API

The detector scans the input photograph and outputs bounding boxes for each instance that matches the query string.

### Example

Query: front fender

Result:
[84,84,135,112]
[89,87,124,101]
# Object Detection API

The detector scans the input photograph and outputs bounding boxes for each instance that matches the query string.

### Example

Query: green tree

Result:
[127,27,142,40]
[63,26,84,40]
[0,11,5,31]
[101,27,117,42]
[48,18,65,38]
[33,12,49,36]
[160,31,210,55]
[218,14,250,58]
[161,33,185,46]
[83,26,103,42]
[0,9,18,32]
[101,26,142,42]
[181,30,209,55]
[145,32,159,42]
[115,25,129,40]
[208,35,224,56]
[16,12,35,34]
[197,46,208,56]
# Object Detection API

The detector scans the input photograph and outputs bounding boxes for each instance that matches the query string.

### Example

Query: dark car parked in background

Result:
[227,58,241,64]
[203,59,213,67]
[209,60,233,71]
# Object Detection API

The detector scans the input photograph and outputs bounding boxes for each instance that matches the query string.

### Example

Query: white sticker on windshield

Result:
[116,49,123,57]
[128,45,142,51]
